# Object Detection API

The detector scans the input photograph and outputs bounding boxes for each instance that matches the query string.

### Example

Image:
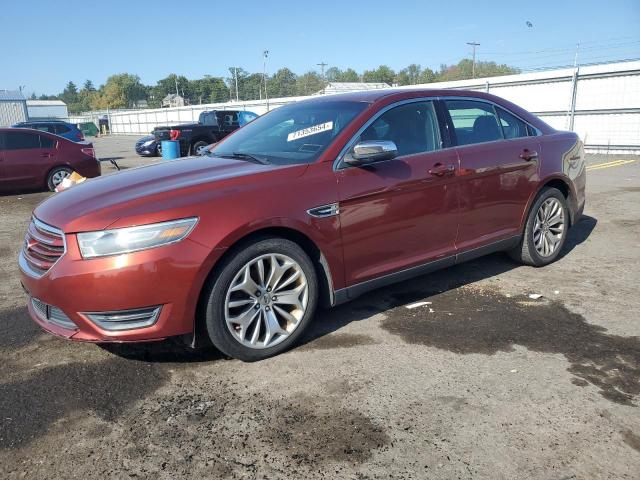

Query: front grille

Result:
[31,297,77,330]
[22,217,65,276]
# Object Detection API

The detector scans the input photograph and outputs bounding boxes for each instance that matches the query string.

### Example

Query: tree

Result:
[152,74,191,106]
[267,68,297,98]
[83,80,96,92]
[325,67,360,83]
[190,75,229,104]
[296,71,324,96]
[92,73,146,109]
[395,64,423,86]
[362,65,395,85]
[436,59,519,82]
[59,81,78,107]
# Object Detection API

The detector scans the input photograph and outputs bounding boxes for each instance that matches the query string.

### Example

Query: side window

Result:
[54,124,71,134]
[359,101,441,157]
[4,132,41,150]
[39,135,55,148]
[33,125,53,133]
[495,107,529,139]
[445,100,503,146]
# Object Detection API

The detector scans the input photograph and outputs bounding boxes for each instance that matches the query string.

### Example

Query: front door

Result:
[443,99,539,250]
[336,100,460,287]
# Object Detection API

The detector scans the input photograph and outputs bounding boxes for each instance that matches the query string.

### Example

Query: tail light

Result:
[81,147,96,158]
[169,129,181,140]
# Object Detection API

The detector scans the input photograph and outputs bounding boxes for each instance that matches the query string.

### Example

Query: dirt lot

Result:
[1,136,639,479]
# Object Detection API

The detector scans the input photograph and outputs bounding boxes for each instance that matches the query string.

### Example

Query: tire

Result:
[508,187,569,266]
[155,143,162,157]
[47,166,73,191]
[191,140,209,156]
[202,237,318,361]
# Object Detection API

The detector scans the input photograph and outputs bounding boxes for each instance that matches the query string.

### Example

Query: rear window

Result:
[54,124,71,134]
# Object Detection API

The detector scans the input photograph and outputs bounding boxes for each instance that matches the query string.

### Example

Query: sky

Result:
[1,0,639,96]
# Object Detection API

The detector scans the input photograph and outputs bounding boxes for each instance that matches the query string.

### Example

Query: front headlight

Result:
[77,218,198,258]
[142,139,155,147]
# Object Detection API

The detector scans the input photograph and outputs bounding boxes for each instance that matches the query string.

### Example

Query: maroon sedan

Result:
[0,128,100,191]
[19,89,585,361]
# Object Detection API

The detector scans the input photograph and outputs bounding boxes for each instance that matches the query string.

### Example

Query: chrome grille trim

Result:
[20,217,66,278]
[83,306,162,331]
[30,297,77,330]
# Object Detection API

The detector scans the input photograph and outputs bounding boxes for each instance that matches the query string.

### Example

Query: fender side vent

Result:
[307,203,339,218]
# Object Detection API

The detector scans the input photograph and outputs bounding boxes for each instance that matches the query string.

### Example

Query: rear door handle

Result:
[428,163,455,177]
[519,149,538,161]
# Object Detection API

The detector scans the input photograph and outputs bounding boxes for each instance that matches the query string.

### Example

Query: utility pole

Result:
[231,67,239,102]
[467,42,480,78]
[263,50,269,110]
[174,76,179,96]
[317,62,328,80]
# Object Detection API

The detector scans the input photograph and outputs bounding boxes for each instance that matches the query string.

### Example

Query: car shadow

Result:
[302,214,598,346]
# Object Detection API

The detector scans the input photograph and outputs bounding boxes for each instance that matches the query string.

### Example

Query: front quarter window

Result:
[210,101,368,165]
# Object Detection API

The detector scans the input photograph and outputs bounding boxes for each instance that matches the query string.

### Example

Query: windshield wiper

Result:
[224,152,270,165]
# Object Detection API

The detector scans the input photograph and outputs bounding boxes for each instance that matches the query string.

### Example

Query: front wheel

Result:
[202,237,318,361]
[509,187,569,266]
[191,140,209,156]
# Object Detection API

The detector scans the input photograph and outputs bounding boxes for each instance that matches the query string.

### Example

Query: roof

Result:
[316,82,391,96]
[26,99,67,107]
[0,90,26,101]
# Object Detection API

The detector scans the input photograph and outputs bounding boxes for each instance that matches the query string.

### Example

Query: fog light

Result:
[31,298,78,330]
[84,306,161,331]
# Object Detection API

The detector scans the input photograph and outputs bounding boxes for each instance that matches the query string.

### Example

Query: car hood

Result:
[34,156,304,232]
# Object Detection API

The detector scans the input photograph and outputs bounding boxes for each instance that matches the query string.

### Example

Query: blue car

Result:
[135,135,160,157]
[12,120,85,142]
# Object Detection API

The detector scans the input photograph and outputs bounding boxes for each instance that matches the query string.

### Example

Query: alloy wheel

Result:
[533,197,565,257]
[51,170,71,187]
[224,253,309,349]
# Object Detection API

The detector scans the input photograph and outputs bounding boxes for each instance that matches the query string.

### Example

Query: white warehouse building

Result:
[26,99,69,120]
[0,90,28,126]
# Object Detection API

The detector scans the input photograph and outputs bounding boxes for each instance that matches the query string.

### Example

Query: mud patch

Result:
[0,357,171,449]
[380,287,640,405]
[0,306,41,351]
[265,398,389,465]
[622,430,640,453]
[300,332,376,350]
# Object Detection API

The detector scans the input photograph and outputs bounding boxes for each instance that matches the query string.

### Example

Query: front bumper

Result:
[20,233,220,343]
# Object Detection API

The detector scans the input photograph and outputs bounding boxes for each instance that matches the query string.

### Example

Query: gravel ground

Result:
[0,136,639,479]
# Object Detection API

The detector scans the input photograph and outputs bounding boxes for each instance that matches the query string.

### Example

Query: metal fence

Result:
[76,60,640,154]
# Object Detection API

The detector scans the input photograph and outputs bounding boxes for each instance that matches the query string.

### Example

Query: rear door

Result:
[443,99,540,250]
[0,131,57,189]
[336,100,460,286]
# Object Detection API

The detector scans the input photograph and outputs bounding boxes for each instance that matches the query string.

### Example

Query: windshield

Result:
[209,100,368,165]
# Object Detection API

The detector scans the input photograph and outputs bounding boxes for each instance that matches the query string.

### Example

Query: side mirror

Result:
[345,140,398,166]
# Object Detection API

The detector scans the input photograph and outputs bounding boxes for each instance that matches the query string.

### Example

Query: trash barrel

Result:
[161,140,180,160]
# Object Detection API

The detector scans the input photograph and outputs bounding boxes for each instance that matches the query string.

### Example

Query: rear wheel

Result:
[191,140,209,156]
[47,166,73,191]
[202,237,318,361]
[509,187,569,266]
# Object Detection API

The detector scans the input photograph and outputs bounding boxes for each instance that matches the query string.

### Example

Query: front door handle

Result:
[428,163,455,177]
[519,149,538,161]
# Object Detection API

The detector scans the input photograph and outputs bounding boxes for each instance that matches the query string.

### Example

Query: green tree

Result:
[190,75,229,104]
[325,67,360,82]
[362,65,395,85]
[94,73,146,109]
[83,80,96,92]
[152,74,191,105]
[60,81,78,107]
[436,59,519,81]
[296,71,324,96]
[395,64,423,85]
[267,68,297,98]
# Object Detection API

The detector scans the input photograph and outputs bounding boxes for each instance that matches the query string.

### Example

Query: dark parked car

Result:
[19,89,585,361]
[13,120,85,142]
[0,128,100,191]
[153,110,258,156]
[135,135,160,157]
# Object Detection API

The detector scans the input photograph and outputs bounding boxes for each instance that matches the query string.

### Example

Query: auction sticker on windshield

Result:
[287,121,333,142]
